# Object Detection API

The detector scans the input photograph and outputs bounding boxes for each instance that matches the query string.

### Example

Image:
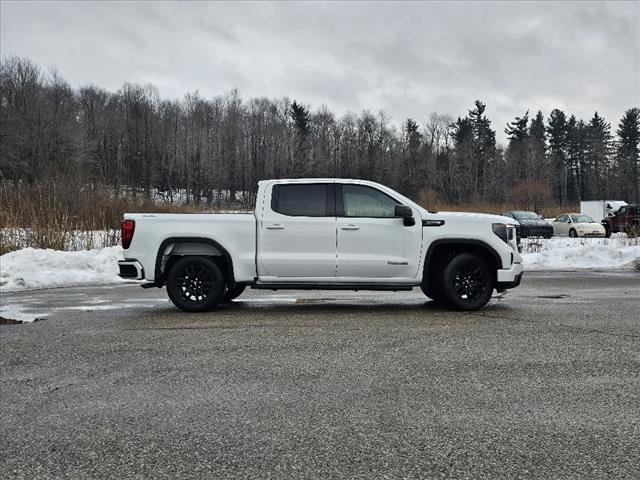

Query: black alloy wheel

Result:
[569,229,578,238]
[166,256,225,312]
[441,253,493,311]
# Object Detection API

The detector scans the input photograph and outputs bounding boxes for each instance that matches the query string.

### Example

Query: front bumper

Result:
[118,259,144,280]
[496,262,524,291]
[520,226,553,238]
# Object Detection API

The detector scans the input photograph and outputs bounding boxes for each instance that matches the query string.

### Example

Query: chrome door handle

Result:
[265,224,285,230]
[341,225,360,230]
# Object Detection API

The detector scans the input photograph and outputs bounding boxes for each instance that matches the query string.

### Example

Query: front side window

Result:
[341,184,398,217]
[272,184,331,216]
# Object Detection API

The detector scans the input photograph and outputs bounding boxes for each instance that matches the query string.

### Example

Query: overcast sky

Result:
[1,0,638,142]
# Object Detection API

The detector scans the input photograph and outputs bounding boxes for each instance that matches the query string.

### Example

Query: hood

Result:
[415,207,517,226]
[517,218,551,227]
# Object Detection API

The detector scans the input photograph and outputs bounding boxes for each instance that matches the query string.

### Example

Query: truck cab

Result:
[118,179,523,312]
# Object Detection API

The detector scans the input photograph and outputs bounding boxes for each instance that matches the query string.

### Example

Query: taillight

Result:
[121,219,135,249]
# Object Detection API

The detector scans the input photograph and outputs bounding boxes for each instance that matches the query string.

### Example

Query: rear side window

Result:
[271,184,332,216]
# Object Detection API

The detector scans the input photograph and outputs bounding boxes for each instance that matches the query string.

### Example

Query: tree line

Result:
[1,56,638,208]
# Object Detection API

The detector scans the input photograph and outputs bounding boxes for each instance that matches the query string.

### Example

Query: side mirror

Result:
[394,205,415,226]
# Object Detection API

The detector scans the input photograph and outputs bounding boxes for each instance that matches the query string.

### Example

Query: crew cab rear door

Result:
[257,182,336,278]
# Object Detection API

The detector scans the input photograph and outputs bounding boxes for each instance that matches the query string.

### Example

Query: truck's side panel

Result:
[122,213,257,283]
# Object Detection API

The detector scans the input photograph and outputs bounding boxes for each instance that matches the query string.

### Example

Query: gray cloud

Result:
[1,0,638,142]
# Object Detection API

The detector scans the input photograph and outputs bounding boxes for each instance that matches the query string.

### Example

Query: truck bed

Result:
[123,212,257,282]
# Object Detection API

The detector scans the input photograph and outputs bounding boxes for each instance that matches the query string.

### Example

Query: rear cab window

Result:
[271,183,334,216]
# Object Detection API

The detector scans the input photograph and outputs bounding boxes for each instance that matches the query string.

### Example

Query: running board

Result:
[251,283,417,292]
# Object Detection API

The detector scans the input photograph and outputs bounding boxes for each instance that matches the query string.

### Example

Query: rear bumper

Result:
[118,259,144,280]
[496,262,524,291]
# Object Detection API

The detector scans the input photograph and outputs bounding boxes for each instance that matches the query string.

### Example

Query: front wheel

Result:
[569,229,578,238]
[166,256,225,312]
[441,253,494,311]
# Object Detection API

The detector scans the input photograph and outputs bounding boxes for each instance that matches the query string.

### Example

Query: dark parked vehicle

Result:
[502,211,554,239]
[601,203,640,237]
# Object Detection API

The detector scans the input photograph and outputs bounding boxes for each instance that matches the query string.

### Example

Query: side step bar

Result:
[251,283,417,292]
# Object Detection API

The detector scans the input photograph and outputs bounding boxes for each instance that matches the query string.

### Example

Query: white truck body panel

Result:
[121,178,523,291]
[122,213,257,282]
[580,200,627,222]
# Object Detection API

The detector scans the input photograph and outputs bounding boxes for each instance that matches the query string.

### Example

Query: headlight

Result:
[492,223,508,243]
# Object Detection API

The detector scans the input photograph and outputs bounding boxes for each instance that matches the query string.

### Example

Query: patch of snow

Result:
[0,246,124,292]
[0,303,49,323]
[521,237,640,271]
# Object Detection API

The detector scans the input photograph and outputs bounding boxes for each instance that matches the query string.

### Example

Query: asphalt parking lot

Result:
[1,271,639,479]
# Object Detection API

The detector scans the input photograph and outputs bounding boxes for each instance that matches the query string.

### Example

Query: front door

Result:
[258,183,336,279]
[554,214,570,236]
[335,184,422,280]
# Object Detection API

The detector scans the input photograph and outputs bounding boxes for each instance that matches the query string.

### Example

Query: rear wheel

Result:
[569,228,578,238]
[604,224,612,238]
[441,253,494,311]
[166,256,225,312]
[222,284,246,303]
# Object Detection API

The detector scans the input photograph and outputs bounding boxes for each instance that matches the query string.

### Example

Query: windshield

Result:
[571,215,594,223]
[513,211,541,220]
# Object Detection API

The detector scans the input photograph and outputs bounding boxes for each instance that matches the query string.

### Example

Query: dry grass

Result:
[0,182,220,254]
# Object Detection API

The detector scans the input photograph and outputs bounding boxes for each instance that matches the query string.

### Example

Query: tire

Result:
[440,253,494,311]
[604,225,611,238]
[222,284,246,303]
[569,229,577,238]
[166,256,225,312]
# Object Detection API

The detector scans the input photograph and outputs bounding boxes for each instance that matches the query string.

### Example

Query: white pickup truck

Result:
[118,179,523,311]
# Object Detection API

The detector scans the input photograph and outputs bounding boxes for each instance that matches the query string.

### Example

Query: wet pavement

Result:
[1,271,639,479]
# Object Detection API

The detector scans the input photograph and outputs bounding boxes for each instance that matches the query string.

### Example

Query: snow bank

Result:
[521,237,640,271]
[1,237,638,294]
[0,246,124,292]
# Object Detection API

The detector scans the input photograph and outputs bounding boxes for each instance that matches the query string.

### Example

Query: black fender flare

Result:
[154,237,235,286]
[423,239,504,282]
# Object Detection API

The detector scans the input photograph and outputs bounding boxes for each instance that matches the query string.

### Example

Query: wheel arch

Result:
[423,239,503,286]
[155,237,235,287]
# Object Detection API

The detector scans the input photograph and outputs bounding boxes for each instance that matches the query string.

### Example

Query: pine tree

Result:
[468,101,497,200]
[528,111,546,181]
[546,109,569,203]
[616,108,640,200]
[505,110,529,182]
[451,117,474,202]
[583,112,612,199]
[566,115,586,200]
[402,118,423,197]
[288,100,310,177]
